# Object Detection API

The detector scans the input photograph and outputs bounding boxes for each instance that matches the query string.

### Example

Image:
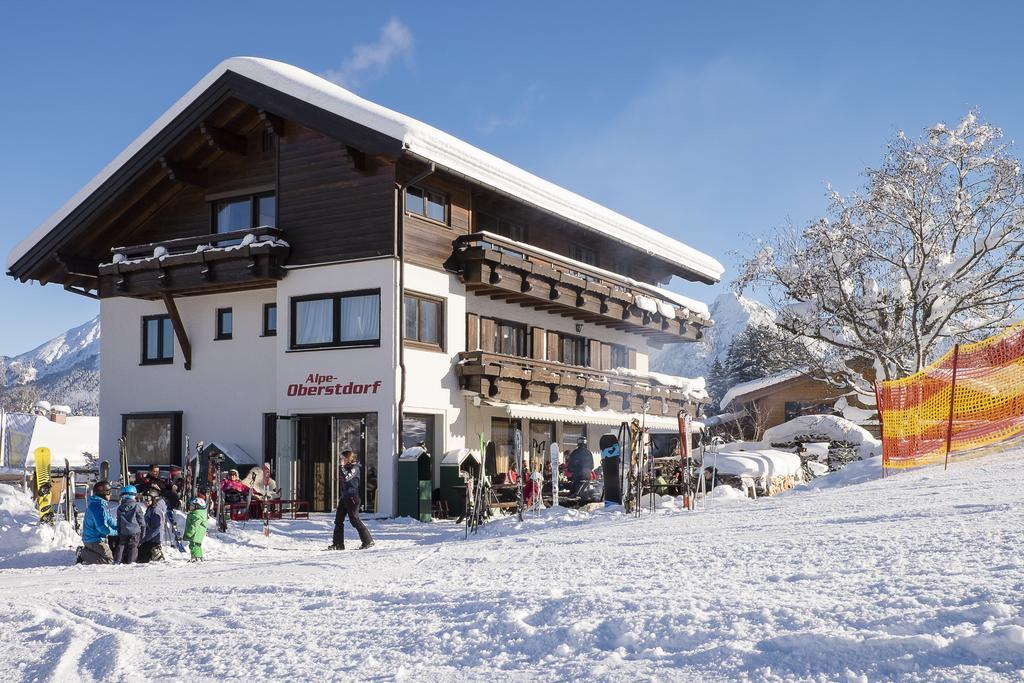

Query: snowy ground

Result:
[1,451,1023,682]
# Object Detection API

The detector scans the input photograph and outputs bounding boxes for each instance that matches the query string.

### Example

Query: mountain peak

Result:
[2,316,100,386]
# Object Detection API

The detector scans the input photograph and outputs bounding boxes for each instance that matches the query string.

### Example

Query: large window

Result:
[610,344,630,369]
[405,185,447,224]
[142,315,174,364]
[476,212,528,242]
[290,290,381,350]
[402,413,437,452]
[213,193,276,244]
[263,303,278,337]
[493,319,528,357]
[559,333,589,367]
[216,308,233,340]
[404,293,444,349]
[122,412,182,467]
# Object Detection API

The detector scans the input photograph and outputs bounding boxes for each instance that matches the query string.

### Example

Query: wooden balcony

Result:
[97,227,289,299]
[450,232,708,345]
[457,350,701,417]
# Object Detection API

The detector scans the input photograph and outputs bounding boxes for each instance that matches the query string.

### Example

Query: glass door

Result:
[332,416,366,512]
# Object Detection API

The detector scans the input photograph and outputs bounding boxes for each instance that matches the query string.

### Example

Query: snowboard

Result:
[601,434,622,505]
[34,447,53,525]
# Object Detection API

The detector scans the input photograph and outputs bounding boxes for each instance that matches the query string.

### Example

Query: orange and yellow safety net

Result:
[878,323,1024,469]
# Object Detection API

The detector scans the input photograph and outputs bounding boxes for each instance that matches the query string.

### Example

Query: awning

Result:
[492,402,683,431]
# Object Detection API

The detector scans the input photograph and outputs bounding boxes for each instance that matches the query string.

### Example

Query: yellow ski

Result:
[34,446,54,524]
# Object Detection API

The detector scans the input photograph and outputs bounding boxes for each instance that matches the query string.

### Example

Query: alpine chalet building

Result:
[6,58,723,516]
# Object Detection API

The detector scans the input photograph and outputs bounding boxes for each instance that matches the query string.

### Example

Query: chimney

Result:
[50,404,71,424]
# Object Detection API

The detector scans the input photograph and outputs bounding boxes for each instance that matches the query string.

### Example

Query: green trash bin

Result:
[397,446,432,522]
[439,448,481,519]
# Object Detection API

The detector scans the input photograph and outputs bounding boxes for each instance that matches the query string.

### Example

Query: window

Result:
[559,333,589,367]
[290,290,381,350]
[263,303,278,336]
[569,242,598,267]
[785,401,838,422]
[610,344,630,369]
[405,185,447,224]
[216,308,233,340]
[402,413,437,452]
[490,417,522,472]
[476,212,528,242]
[561,423,588,452]
[404,293,444,348]
[122,412,182,467]
[263,413,277,465]
[141,315,174,364]
[493,319,528,357]
[212,193,276,244]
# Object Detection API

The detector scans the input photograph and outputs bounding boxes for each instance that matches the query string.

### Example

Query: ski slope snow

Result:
[0,450,1022,681]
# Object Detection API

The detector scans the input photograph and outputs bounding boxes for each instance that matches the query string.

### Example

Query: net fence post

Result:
[944,344,961,471]
[874,380,886,478]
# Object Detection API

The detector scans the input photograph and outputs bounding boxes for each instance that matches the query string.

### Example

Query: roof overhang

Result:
[8,57,723,286]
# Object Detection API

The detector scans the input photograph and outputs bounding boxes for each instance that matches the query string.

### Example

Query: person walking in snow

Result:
[113,485,147,565]
[183,497,208,561]
[327,450,374,550]
[138,488,167,563]
[78,480,118,565]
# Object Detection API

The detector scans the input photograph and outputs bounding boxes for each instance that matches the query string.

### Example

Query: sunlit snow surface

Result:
[1,451,1022,681]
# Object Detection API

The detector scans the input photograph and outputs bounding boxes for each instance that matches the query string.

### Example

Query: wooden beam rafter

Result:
[159,156,207,188]
[257,109,284,136]
[200,122,247,155]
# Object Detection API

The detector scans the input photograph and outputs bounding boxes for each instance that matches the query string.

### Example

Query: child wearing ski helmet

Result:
[114,484,147,565]
[78,480,118,565]
[183,497,208,561]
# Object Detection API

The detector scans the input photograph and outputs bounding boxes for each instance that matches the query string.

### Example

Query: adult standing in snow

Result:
[327,450,374,550]
[114,485,147,565]
[78,480,118,565]
[138,489,167,563]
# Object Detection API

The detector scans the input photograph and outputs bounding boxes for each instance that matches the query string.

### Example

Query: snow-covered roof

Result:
[606,368,708,401]
[7,57,724,284]
[719,368,807,409]
[7,415,98,468]
[204,442,259,465]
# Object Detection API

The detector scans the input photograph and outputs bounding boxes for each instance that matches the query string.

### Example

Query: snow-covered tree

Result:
[706,323,814,410]
[738,111,1024,394]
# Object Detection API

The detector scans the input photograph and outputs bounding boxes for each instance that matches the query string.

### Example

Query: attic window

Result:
[405,186,447,224]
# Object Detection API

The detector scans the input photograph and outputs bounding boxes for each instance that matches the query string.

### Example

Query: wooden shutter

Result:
[480,318,496,353]
[589,340,601,369]
[600,343,612,371]
[531,327,545,360]
[546,331,560,362]
[627,347,637,369]
[466,313,479,351]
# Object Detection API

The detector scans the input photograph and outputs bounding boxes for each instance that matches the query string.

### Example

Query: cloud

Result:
[478,82,544,135]
[323,18,413,88]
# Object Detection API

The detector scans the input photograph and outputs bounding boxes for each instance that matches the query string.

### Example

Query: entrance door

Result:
[332,416,367,510]
[298,415,333,513]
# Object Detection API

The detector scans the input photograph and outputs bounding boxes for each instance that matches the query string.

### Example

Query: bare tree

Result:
[738,111,1024,395]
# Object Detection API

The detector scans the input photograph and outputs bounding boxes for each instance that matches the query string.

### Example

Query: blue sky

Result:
[3,1,1024,355]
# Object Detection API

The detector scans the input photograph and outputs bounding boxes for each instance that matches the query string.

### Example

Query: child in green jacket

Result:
[183,497,208,561]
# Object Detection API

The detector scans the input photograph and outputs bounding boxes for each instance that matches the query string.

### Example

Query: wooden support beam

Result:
[200,122,247,155]
[257,109,284,136]
[53,253,98,280]
[161,293,192,371]
[62,283,99,299]
[159,156,206,188]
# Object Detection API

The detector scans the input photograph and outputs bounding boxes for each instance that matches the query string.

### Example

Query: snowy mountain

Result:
[0,316,100,413]
[651,291,775,378]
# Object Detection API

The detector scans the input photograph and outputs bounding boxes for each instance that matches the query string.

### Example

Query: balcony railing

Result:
[97,226,289,299]
[456,350,701,416]
[451,232,707,344]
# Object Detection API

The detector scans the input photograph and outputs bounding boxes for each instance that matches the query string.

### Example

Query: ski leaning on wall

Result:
[64,458,79,532]
[549,442,560,507]
[262,463,272,538]
[514,428,525,522]
[118,435,128,488]
[34,447,53,525]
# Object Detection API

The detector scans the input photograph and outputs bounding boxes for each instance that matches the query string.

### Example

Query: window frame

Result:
[405,185,449,226]
[491,318,529,357]
[403,292,445,351]
[476,212,528,243]
[289,288,382,351]
[558,333,590,367]
[262,302,278,337]
[215,307,233,340]
[569,242,598,267]
[211,191,277,237]
[610,344,630,369]
[141,314,174,365]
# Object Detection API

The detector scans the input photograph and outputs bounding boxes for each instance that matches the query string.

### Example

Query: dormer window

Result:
[405,186,447,224]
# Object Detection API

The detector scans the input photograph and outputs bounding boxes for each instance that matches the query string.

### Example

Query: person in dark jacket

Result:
[137,489,167,563]
[78,480,118,565]
[327,450,374,550]
[113,485,147,565]
[567,437,594,486]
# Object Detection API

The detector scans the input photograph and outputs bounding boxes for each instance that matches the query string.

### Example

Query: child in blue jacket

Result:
[78,480,118,565]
